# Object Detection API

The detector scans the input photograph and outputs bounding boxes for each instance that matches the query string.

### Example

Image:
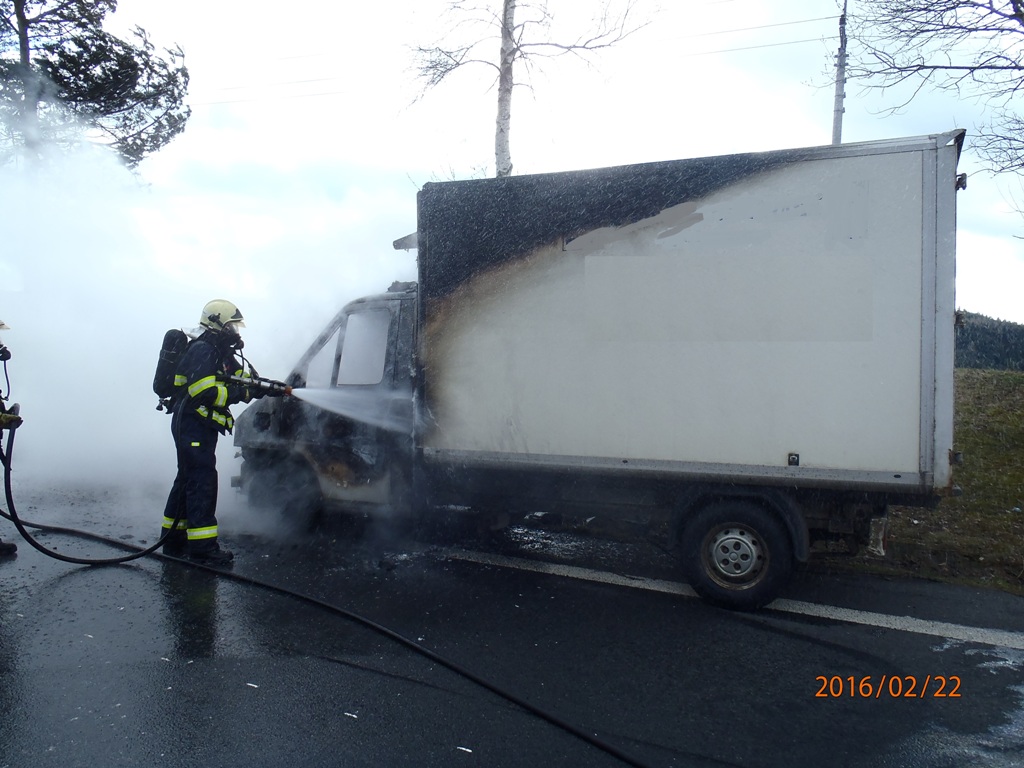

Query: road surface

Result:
[1,478,1023,767]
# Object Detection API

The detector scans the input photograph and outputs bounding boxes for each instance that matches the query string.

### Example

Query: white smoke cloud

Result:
[0,138,416,530]
[2,146,176,489]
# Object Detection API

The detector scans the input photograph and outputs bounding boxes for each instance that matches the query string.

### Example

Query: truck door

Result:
[298,297,414,508]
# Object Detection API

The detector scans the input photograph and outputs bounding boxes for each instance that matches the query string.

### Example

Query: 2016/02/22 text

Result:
[815,675,962,699]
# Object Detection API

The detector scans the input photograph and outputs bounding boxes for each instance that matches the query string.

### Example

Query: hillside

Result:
[956,311,1024,370]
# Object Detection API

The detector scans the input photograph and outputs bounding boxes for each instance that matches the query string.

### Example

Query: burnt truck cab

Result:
[233,281,417,521]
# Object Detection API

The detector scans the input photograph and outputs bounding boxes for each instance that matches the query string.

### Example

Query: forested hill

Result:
[956,312,1024,370]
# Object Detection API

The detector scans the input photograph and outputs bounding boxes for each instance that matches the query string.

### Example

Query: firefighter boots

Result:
[187,545,234,567]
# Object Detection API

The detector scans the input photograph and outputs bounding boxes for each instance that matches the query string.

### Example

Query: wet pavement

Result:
[2,478,1024,767]
[2,536,621,768]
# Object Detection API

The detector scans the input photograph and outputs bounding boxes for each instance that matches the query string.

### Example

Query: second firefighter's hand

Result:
[0,412,23,430]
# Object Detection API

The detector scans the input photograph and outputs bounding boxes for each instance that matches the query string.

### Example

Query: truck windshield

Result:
[336,309,391,386]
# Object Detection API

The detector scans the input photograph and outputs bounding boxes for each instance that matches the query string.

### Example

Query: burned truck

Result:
[234,130,965,609]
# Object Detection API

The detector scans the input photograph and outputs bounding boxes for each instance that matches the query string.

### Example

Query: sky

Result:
[0,0,1020,493]
[114,0,1020,325]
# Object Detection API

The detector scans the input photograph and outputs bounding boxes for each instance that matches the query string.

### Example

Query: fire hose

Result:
[0,402,655,768]
[0,411,183,565]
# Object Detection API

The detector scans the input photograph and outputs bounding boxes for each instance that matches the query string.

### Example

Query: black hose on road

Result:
[0,425,183,565]
[0,422,658,768]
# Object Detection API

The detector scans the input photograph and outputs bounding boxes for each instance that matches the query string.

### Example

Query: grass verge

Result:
[823,368,1024,595]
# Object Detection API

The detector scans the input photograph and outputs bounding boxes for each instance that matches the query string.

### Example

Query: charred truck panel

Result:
[234,131,964,609]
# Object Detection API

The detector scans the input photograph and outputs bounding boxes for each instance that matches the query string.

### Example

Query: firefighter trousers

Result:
[162,408,222,554]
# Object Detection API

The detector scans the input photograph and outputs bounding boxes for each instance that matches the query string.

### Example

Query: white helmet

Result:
[0,321,8,330]
[199,299,245,333]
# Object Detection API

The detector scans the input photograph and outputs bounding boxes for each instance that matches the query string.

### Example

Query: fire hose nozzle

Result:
[230,375,293,397]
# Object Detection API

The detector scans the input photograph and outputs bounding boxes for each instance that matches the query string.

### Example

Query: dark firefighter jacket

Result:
[172,332,251,433]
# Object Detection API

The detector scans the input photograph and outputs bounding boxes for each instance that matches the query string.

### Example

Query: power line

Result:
[186,12,842,107]
[189,32,837,106]
[682,36,838,57]
[674,15,840,40]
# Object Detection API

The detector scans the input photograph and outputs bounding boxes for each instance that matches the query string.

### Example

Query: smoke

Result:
[0,139,417,531]
[1,145,181,492]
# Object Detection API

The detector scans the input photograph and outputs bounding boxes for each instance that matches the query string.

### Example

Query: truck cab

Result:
[233,281,416,522]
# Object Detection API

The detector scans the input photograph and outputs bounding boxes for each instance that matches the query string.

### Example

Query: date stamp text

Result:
[815,675,962,699]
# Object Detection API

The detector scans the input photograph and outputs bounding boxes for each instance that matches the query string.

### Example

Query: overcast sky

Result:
[0,0,1018,488]
[115,0,1019,324]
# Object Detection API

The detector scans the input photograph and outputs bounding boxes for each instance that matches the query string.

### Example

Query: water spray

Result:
[287,387,414,434]
[230,375,411,433]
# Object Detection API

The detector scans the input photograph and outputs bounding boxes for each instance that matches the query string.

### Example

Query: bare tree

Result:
[847,0,1024,173]
[414,0,645,177]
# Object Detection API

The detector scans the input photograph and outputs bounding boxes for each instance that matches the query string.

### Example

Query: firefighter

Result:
[0,321,19,558]
[160,300,257,565]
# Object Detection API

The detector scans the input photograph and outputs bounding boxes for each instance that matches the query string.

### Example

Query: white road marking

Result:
[441,548,1024,650]
[769,600,1024,651]
[442,547,698,597]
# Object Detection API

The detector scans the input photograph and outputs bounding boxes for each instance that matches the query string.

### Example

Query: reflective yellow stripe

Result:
[188,374,217,397]
[188,526,218,541]
[162,517,188,531]
[186,377,228,407]
[194,406,233,430]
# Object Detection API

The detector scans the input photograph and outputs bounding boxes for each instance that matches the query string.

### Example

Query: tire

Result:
[680,500,794,610]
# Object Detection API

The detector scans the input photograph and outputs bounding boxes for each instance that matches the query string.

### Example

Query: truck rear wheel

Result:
[681,500,793,610]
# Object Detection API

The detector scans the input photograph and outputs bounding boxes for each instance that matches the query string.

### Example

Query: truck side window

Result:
[304,328,342,390]
[336,309,391,386]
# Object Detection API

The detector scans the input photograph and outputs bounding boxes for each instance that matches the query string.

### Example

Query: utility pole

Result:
[832,0,848,145]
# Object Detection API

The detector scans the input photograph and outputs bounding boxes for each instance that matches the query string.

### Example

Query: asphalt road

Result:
[1,479,1024,768]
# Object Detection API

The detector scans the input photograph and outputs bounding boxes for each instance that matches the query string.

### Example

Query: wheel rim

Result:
[702,524,768,588]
